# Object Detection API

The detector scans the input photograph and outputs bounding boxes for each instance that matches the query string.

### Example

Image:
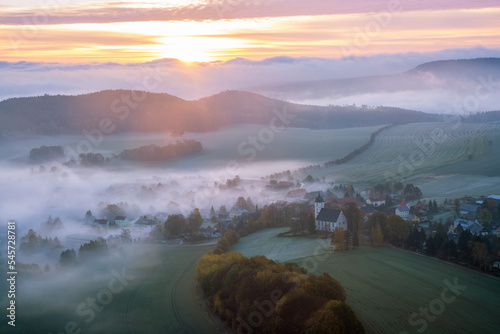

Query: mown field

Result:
[310,122,499,186]
[234,228,500,334]
[0,244,217,334]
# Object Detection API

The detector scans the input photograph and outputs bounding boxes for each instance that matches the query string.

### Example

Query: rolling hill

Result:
[0,90,442,136]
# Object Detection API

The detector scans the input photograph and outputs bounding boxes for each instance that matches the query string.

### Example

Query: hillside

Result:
[0,90,441,136]
[249,58,500,111]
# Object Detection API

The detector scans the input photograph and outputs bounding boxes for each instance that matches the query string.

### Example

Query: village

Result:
[43,177,498,274]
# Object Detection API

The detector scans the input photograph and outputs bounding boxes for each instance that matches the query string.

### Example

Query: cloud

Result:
[1,0,498,25]
[1,47,500,113]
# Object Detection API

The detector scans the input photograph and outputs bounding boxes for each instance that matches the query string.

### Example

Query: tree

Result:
[426,236,437,256]
[453,198,461,214]
[308,211,316,234]
[371,223,384,247]
[165,214,187,236]
[403,184,422,200]
[101,204,126,221]
[209,206,216,217]
[387,214,409,246]
[219,205,227,214]
[60,249,77,267]
[234,197,249,211]
[479,208,493,223]
[44,263,50,272]
[332,227,346,251]
[343,204,364,236]
[368,212,388,238]
[187,208,203,236]
[304,175,314,183]
[120,228,131,243]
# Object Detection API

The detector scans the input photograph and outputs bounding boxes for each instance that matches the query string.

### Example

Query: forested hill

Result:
[0,90,442,136]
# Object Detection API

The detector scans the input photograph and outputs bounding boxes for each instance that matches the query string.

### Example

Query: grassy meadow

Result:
[0,244,217,334]
[233,228,500,334]
[308,122,499,190]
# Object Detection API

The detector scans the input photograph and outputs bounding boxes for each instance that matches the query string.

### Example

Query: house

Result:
[366,196,386,207]
[314,195,347,232]
[453,218,475,230]
[113,216,129,227]
[229,209,248,219]
[287,189,307,199]
[414,202,428,215]
[199,228,221,238]
[134,216,158,228]
[93,219,109,229]
[395,202,410,219]
[469,223,489,236]
[408,214,421,224]
[487,195,500,206]
[304,191,326,201]
[459,203,480,220]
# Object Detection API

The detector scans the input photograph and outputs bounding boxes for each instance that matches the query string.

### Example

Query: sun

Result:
[158,36,246,63]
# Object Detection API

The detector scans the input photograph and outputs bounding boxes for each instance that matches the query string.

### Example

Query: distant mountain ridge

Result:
[0,90,442,136]
[248,58,500,110]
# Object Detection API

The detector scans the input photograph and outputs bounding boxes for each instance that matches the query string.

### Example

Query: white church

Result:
[314,195,347,232]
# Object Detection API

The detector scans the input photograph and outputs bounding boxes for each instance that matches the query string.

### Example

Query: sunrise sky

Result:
[1,0,500,63]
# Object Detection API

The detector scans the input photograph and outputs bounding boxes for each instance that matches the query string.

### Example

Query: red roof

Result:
[287,189,307,198]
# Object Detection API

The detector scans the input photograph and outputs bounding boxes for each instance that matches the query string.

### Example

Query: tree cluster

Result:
[20,229,62,253]
[29,145,64,162]
[119,140,202,162]
[403,184,422,201]
[196,251,364,334]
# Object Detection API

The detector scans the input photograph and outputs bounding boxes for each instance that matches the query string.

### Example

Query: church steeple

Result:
[314,194,324,219]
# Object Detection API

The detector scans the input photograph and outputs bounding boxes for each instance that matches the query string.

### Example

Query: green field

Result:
[309,122,499,187]
[0,244,217,334]
[233,228,500,334]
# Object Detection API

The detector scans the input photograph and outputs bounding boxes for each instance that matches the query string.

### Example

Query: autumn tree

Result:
[387,214,410,246]
[165,214,187,236]
[332,227,346,251]
[371,223,384,247]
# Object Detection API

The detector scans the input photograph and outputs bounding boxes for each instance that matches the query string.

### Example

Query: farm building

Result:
[314,195,347,232]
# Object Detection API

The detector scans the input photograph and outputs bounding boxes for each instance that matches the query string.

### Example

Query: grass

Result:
[309,122,499,186]
[0,244,217,334]
[233,228,500,334]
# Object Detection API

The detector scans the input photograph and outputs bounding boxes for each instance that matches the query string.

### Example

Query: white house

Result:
[113,216,130,227]
[314,195,347,232]
[395,202,410,219]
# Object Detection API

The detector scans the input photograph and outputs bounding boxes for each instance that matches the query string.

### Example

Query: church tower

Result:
[314,194,324,219]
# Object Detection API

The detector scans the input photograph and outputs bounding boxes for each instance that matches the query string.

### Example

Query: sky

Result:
[2,0,500,63]
[1,0,500,111]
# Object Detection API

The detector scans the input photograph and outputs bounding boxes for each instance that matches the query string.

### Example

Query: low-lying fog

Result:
[0,125,349,256]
